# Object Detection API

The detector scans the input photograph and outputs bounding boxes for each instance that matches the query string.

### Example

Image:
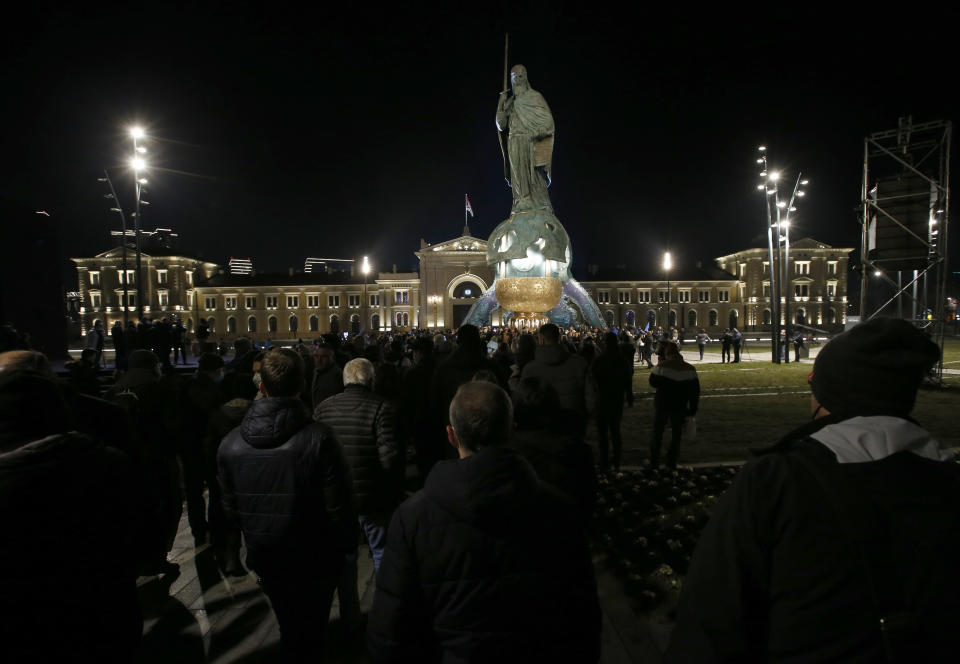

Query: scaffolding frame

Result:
[859,118,951,381]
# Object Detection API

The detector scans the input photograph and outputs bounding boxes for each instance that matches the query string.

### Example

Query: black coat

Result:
[591,349,631,417]
[367,446,601,663]
[217,397,356,573]
[314,384,401,516]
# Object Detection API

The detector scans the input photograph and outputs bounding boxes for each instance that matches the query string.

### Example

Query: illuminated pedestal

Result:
[495,276,562,328]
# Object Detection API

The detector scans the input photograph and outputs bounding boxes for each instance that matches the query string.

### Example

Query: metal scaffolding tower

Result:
[859,117,951,381]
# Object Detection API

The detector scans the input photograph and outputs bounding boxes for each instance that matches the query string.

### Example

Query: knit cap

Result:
[809,317,939,417]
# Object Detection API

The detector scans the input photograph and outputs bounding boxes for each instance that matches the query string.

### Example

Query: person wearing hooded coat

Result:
[0,351,141,662]
[367,381,600,663]
[665,318,960,663]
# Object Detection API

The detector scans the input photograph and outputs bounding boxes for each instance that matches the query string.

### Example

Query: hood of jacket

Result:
[424,445,540,530]
[809,416,951,464]
[240,396,310,449]
[534,343,569,366]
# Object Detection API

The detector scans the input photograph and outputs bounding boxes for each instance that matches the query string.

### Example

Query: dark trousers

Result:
[207,477,242,571]
[259,568,338,662]
[733,345,741,362]
[721,345,731,362]
[650,409,685,468]
[596,411,623,471]
[177,450,208,543]
[698,344,705,360]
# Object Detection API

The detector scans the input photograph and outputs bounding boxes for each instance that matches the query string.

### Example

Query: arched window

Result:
[604,310,615,326]
[687,310,697,327]
[330,315,340,334]
[647,310,657,327]
[762,309,771,325]
[397,312,403,327]
[728,309,739,329]
[372,314,380,330]
[227,316,237,333]
[402,312,409,327]
[708,310,718,327]
[207,317,216,333]
[625,311,635,327]
[289,314,298,333]
[268,316,277,332]
[452,281,482,298]
[350,314,360,334]
[826,308,836,325]
[668,310,677,328]
[248,316,257,333]
[309,315,319,332]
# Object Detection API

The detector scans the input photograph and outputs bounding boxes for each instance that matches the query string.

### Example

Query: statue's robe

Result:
[501,88,554,212]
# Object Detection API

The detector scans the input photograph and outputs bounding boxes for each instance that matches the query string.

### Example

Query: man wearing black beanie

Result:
[666,318,960,663]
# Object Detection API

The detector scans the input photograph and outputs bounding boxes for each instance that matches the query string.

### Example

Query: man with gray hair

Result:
[368,381,601,662]
[315,357,401,631]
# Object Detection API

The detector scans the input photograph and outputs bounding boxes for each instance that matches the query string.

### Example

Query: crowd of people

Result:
[0,316,956,662]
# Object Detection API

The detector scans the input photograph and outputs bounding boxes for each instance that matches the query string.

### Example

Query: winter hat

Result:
[809,317,939,417]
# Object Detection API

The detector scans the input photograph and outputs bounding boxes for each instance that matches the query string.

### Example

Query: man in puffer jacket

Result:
[666,318,960,663]
[649,341,700,468]
[217,348,355,661]
[367,381,601,663]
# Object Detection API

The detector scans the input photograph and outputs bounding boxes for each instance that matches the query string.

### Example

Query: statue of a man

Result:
[496,65,555,213]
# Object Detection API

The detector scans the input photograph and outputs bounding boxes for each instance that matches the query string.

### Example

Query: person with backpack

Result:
[666,318,960,662]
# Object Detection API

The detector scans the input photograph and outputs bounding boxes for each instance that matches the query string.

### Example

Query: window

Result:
[268,316,278,332]
[119,269,136,284]
[89,271,100,287]
[658,290,668,303]
[678,290,691,303]
[762,309,772,325]
[596,291,610,304]
[638,290,651,303]
[698,289,710,303]
[794,283,810,298]
[372,314,380,329]
[287,295,299,309]
[157,269,168,285]
[828,261,838,275]
[350,315,360,335]
[307,295,320,308]
[227,317,237,333]
[739,263,747,278]
[204,296,217,310]
[330,315,340,334]
[370,294,380,307]
[186,271,194,286]
[826,308,836,325]
[246,295,257,309]
[248,316,257,332]
[224,296,237,310]
[90,292,101,309]
[158,291,169,307]
[289,315,298,332]
[207,317,216,333]
[762,261,770,272]
[826,281,837,298]
[328,295,340,308]
[348,294,361,308]
[687,310,697,327]
[266,295,278,309]
[795,261,810,275]
[123,292,137,308]
[618,291,630,304]
[395,290,409,304]
[668,310,677,327]
[762,282,771,298]
[718,289,730,302]
[309,315,319,331]
[709,310,719,327]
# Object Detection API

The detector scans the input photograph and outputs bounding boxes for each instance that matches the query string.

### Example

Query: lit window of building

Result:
[328,295,340,307]
[266,296,279,309]
[89,271,100,287]
[204,296,217,310]
[287,295,299,308]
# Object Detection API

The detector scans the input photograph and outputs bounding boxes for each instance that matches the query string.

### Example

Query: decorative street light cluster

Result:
[97,127,151,323]
[756,146,809,363]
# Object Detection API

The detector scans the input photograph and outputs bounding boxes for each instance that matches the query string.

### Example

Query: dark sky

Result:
[2,3,956,280]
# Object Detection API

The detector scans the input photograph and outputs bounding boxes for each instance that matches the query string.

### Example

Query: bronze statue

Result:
[496,65,555,213]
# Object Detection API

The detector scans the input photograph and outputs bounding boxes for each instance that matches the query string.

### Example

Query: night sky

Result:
[2,4,956,282]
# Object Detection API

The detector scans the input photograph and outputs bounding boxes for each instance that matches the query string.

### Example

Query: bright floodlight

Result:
[362,256,370,275]
[131,158,145,170]
[756,158,764,164]
[874,270,882,277]
[801,180,809,185]
[136,146,147,153]
[758,146,767,151]
[780,220,790,227]
[769,171,780,181]
[797,191,806,197]
[777,201,787,208]
[757,184,766,190]
[131,127,145,138]
[663,251,672,271]
[138,178,148,184]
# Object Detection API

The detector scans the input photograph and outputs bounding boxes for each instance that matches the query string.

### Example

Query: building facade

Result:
[72,233,853,339]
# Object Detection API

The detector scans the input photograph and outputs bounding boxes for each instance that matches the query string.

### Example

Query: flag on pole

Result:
[465,194,474,217]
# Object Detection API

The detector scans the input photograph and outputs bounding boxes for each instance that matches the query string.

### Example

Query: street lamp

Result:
[663,251,672,329]
[130,127,147,321]
[428,295,441,327]
[98,171,129,326]
[362,256,371,330]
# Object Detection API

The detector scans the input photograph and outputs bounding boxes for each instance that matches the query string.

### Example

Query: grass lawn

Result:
[594,349,960,466]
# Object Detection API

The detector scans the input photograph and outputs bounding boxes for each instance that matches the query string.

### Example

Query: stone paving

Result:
[136,508,660,662]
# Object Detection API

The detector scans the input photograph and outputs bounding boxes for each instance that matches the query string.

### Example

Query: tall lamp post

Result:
[663,251,672,329]
[98,170,130,326]
[362,256,371,331]
[131,127,148,321]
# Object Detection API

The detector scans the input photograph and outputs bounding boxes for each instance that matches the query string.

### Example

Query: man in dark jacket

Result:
[719,328,732,363]
[315,357,401,631]
[402,336,439,483]
[217,348,355,661]
[310,342,344,410]
[367,381,601,663]
[666,318,959,663]
[0,352,141,662]
[521,323,595,436]
[592,332,631,472]
[648,342,699,468]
